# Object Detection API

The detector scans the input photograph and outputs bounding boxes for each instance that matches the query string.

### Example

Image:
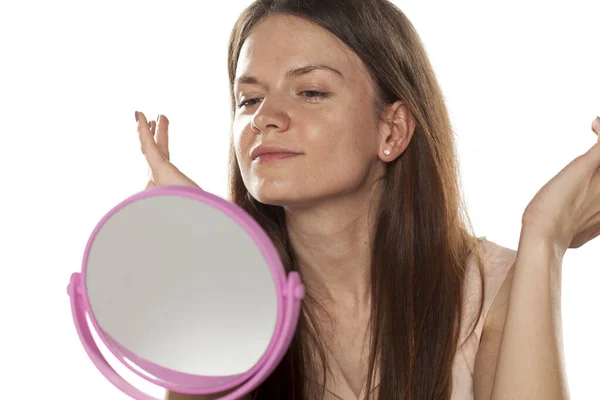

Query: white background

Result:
[1,0,598,399]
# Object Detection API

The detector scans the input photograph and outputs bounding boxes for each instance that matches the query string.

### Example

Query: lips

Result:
[250,145,302,160]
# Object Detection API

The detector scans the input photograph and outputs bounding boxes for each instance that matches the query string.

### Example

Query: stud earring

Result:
[383,149,391,156]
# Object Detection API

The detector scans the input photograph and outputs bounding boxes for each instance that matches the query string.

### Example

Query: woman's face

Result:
[232,14,386,207]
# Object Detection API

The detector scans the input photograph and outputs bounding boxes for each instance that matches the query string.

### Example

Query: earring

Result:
[383,149,391,156]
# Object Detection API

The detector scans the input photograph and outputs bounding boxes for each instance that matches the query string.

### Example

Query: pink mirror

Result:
[67,185,305,399]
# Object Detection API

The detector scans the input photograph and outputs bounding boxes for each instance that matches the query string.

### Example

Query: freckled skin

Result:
[232,14,386,208]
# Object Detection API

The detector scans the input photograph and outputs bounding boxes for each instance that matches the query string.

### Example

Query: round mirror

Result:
[67,186,305,399]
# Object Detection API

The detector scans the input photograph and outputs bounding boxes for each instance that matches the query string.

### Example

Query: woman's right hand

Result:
[135,111,202,190]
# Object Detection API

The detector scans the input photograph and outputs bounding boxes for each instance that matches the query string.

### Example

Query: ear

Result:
[376,100,416,162]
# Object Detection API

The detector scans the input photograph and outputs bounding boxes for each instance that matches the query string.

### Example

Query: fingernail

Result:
[135,111,139,122]
[157,114,161,123]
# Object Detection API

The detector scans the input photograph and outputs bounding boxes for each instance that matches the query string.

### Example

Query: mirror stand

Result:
[67,271,305,400]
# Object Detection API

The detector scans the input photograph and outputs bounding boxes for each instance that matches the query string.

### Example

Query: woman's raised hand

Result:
[135,111,201,190]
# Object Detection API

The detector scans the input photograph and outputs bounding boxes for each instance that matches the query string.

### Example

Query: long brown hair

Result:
[226,1,486,399]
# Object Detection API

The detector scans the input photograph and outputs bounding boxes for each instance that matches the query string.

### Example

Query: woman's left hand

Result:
[520,117,600,255]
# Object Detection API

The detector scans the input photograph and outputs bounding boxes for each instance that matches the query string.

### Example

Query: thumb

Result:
[593,117,600,139]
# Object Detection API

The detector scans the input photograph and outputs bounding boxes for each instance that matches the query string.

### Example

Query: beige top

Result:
[307,237,518,400]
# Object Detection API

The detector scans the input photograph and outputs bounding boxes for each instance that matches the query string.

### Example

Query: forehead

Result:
[235,14,367,85]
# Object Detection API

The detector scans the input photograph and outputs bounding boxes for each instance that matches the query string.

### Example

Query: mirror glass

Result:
[85,194,278,377]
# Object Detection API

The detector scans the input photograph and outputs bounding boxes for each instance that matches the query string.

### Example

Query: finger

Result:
[156,114,170,161]
[136,111,169,171]
[145,120,158,189]
[580,118,600,168]
[593,117,600,139]
[136,111,200,189]
[149,120,156,138]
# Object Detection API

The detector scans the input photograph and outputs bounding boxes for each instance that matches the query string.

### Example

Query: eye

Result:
[302,90,330,100]
[238,98,260,108]
[237,91,331,109]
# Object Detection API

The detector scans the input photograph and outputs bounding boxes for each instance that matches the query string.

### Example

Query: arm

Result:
[488,230,569,399]
[475,117,599,399]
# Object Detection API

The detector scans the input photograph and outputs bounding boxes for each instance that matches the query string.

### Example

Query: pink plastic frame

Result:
[67,185,305,400]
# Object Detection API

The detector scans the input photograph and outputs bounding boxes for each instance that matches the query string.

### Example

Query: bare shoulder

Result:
[479,239,518,331]
[471,238,518,327]
[472,238,518,399]
[483,261,515,333]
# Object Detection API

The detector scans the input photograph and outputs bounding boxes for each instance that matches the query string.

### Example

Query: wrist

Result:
[518,226,566,268]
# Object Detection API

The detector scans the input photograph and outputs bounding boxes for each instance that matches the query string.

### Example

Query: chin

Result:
[251,189,301,207]
[248,180,308,207]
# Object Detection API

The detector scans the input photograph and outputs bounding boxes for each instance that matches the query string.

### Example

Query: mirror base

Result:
[67,271,305,400]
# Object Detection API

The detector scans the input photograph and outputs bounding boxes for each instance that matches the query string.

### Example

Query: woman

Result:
[134,0,600,399]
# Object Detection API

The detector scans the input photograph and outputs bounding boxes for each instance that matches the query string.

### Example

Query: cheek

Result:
[322,122,376,158]
[331,143,373,175]
[325,127,378,180]
[307,135,374,186]
[232,126,251,163]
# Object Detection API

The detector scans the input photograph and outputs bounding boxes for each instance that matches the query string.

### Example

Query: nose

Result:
[250,100,291,134]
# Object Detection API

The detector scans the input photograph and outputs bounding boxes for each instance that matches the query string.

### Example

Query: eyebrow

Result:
[234,64,344,87]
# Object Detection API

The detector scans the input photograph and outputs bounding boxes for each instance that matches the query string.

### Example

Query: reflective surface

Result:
[85,195,278,376]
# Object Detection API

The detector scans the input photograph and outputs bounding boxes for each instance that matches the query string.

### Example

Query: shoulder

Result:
[469,237,518,399]
[464,237,517,310]
[461,237,517,334]
[476,237,517,332]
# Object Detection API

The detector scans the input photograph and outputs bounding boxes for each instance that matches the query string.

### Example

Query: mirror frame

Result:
[67,185,305,400]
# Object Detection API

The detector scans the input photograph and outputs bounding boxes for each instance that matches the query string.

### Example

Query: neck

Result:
[284,183,382,316]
